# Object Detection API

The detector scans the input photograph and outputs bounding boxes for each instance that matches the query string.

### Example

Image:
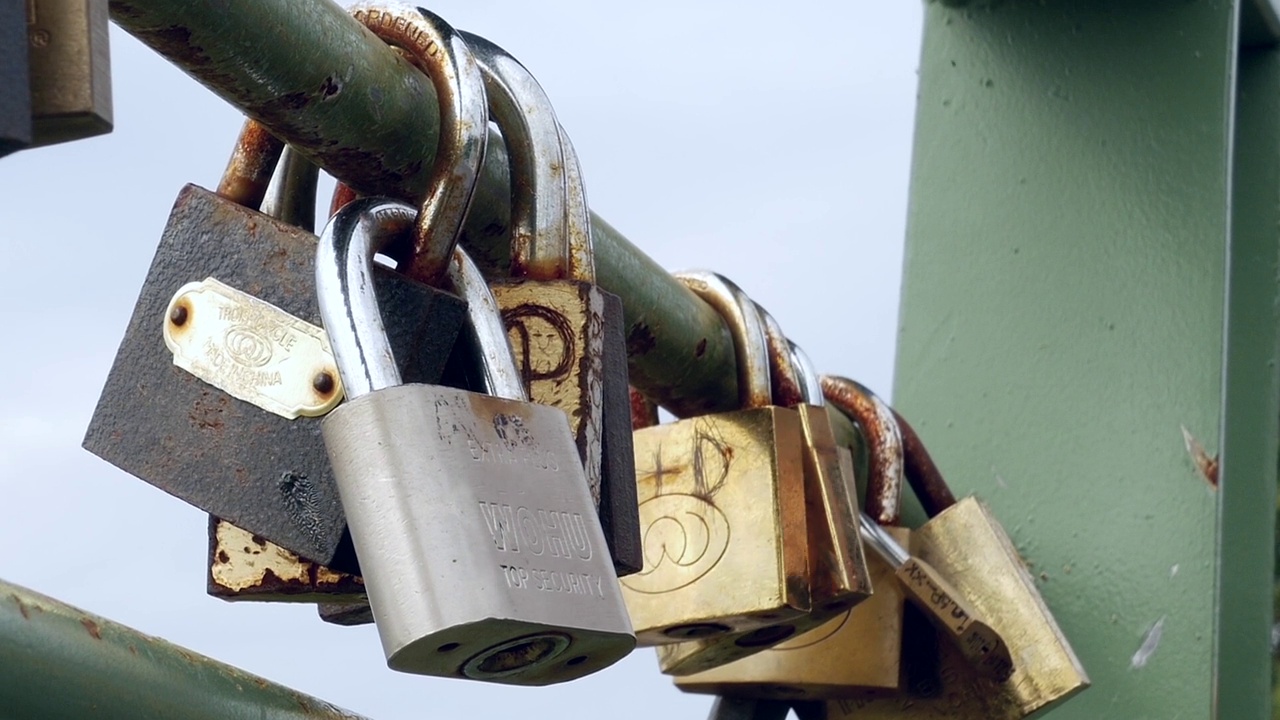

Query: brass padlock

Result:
[673,376,910,698]
[622,272,810,645]
[464,31,642,575]
[26,0,112,147]
[814,399,1089,719]
[656,310,872,675]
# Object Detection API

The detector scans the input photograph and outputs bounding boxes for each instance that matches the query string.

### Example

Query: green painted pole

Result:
[107,0,737,417]
[1215,43,1280,720]
[893,1,1267,717]
[0,579,369,720]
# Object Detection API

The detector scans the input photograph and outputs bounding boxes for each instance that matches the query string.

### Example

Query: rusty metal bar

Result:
[0,578,368,720]
[108,0,737,417]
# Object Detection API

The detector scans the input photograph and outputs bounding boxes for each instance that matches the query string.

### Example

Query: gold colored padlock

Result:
[622,272,810,645]
[26,0,113,146]
[673,378,910,698]
[816,406,1090,719]
[656,310,872,675]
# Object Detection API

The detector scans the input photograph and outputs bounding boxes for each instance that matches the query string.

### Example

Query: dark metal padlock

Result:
[0,0,32,156]
[83,182,466,571]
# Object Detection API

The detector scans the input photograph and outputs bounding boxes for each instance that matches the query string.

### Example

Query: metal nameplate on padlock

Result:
[84,184,467,572]
[163,278,344,420]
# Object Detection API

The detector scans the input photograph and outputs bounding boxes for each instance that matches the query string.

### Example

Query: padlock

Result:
[673,376,910,699]
[211,0,496,596]
[813,398,1089,719]
[621,271,810,645]
[461,32,643,576]
[83,6,485,572]
[26,0,112,147]
[1,1,32,156]
[656,310,872,675]
[316,198,634,681]
[206,145,367,604]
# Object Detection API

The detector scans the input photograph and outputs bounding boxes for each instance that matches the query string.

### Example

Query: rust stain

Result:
[80,618,102,640]
[821,376,904,525]
[892,409,958,517]
[1180,425,1219,488]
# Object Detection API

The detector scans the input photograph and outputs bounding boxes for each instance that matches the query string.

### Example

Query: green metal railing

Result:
[0,579,368,719]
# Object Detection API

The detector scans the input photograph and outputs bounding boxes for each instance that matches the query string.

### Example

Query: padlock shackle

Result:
[756,304,806,409]
[891,408,958,518]
[462,32,592,283]
[444,245,528,402]
[557,125,596,283]
[819,375,905,526]
[350,5,488,286]
[316,197,416,399]
[675,272,772,411]
[787,341,824,408]
[261,146,320,231]
[216,120,284,211]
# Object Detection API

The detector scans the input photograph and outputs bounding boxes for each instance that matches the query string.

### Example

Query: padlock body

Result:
[491,280,642,576]
[674,527,909,699]
[821,498,1089,719]
[657,439,873,675]
[84,184,467,572]
[622,407,809,645]
[27,0,112,146]
[322,384,635,684]
[0,0,31,155]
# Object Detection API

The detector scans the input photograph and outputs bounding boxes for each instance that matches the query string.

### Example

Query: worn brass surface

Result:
[622,407,809,644]
[163,278,343,420]
[674,526,908,699]
[208,519,364,602]
[27,0,112,146]
[822,498,1088,718]
[895,557,1012,681]
[657,439,872,675]
[491,280,604,506]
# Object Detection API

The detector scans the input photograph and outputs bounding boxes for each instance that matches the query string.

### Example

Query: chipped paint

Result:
[1131,616,1166,669]
[1180,425,1219,488]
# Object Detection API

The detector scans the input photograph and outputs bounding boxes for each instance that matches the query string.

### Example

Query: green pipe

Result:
[0,579,369,720]
[107,0,737,417]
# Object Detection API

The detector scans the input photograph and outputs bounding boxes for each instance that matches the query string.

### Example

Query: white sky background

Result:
[0,2,923,718]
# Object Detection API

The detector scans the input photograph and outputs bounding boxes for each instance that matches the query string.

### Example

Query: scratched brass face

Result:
[673,526,908,698]
[656,441,873,675]
[822,498,1089,718]
[491,280,604,507]
[622,406,809,645]
[208,519,364,602]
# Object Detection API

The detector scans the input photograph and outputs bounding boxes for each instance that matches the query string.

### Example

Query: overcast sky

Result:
[0,2,923,718]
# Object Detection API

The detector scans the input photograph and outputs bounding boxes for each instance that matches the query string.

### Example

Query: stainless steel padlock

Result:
[316,198,635,683]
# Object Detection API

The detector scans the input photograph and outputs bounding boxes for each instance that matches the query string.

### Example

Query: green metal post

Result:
[0,579,369,720]
[893,1,1279,717]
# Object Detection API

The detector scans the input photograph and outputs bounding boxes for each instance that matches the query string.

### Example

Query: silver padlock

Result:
[316,198,635,684]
